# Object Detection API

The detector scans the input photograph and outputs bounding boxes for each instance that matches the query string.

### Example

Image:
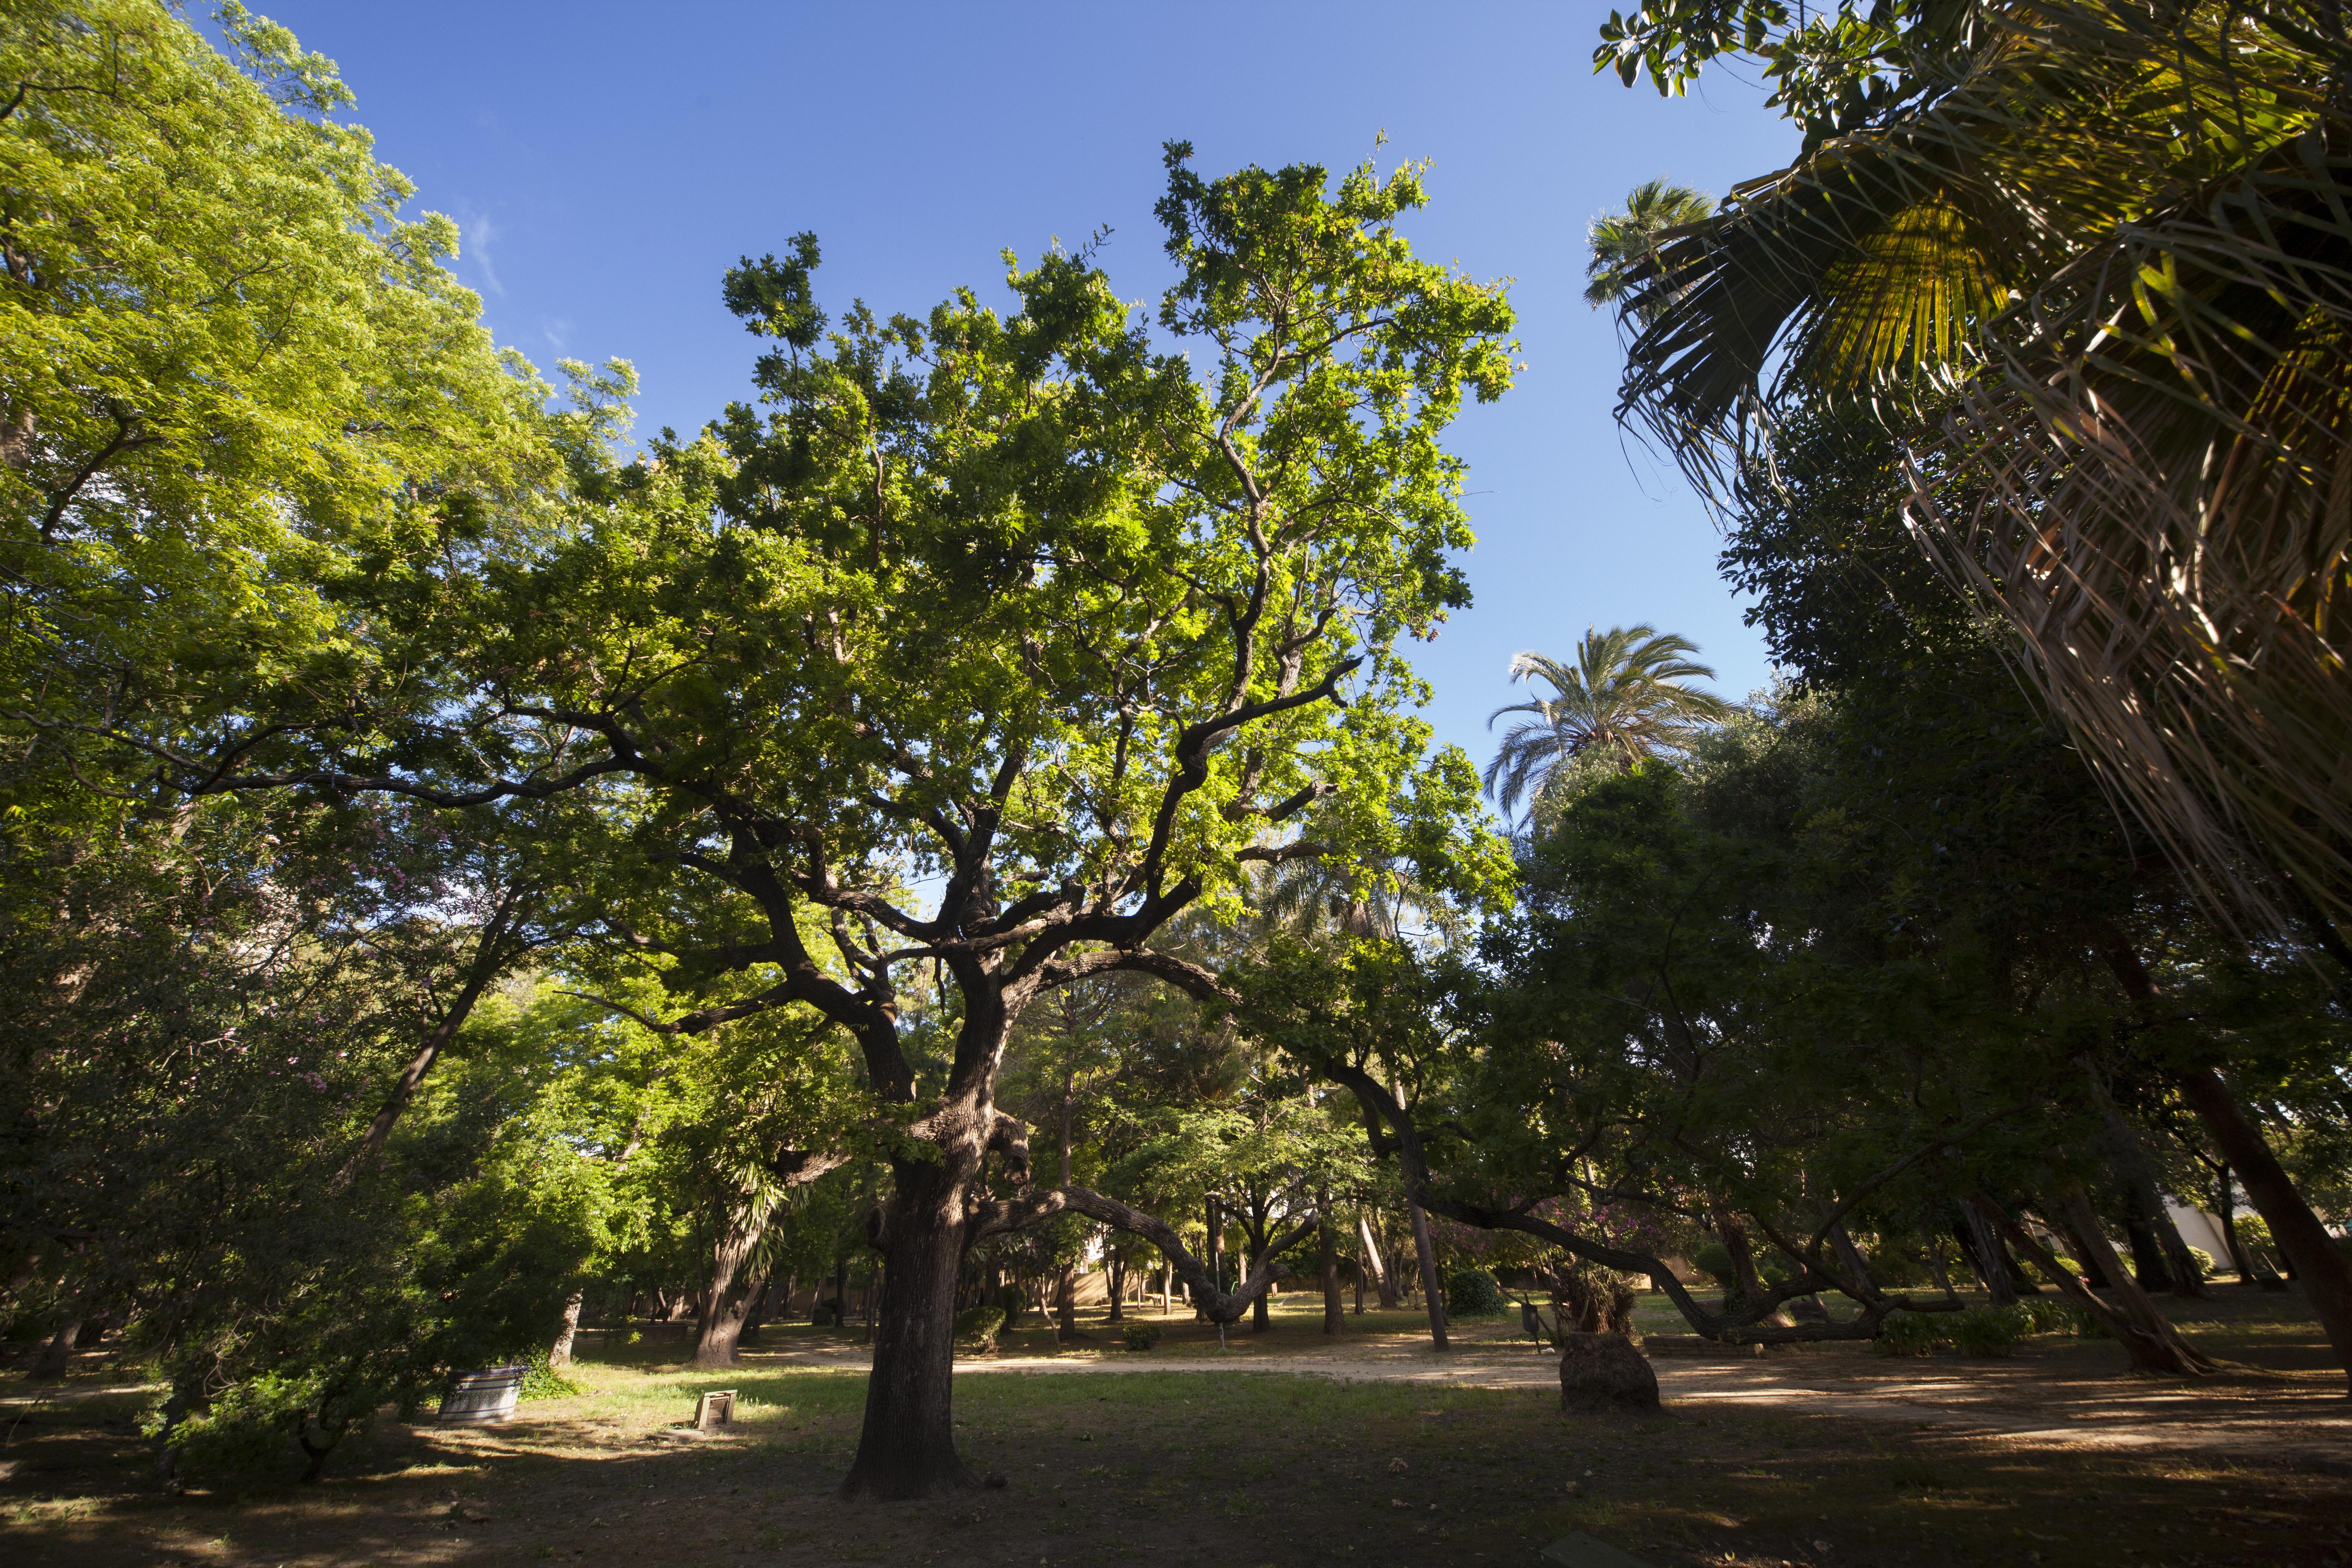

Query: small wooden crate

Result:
[694,1389,737,1431]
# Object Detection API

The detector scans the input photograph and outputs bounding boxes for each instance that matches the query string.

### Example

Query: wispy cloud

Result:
[462,212,503,297]
[542,318,573,353]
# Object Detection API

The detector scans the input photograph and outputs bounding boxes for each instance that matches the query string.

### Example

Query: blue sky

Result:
[249,2,1797,771]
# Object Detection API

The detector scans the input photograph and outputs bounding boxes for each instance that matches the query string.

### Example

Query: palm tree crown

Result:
[1483,624,1733,823]
[1584,178,1717,318]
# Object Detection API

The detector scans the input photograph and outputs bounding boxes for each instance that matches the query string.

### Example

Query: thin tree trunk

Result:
[1715,1205,1796,1324]
[1055,1264,1077,1340]
[549,1292,584,1367]
[1106,1253,1125,1323]
[1320,1207,1343,1336]
[31,1318,78,1379]
[1408,1199,1447,1351]
[2092,1084,2205,1296]
[1960,1194,2021,1306]
[1919,1229,1959,1301]
[1359,1211,1400,1309]
[351,887,526,1163]
[1828,1220,1877,1294]
[2177,1066,2352,1390]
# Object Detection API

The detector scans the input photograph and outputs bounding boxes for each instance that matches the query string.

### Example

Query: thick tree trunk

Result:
[2054,1209,2115,1289]
[1248,1233,1271,1333]
[1960,1195,2020,1305]
[2093,1089,2205,1297]
[1054,1264,1077,1340]
[841,1160,976,1500]
[550,1291,584,1367]
[31,1318,77,1379]
[1828,1221,1877,1295]
[2177,1066,2352,1390]
[1983,1191,2217,1377]
[1408,1199,1447,1350]
[1359,1211,1400,1308]
[694,1198,773,1368]
[1715,1206,1796,1325]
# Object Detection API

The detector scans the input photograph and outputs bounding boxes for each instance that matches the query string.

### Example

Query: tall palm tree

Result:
[1483,625,1733,823]
[1609,1,2352,943]
[1584,179,1716,321]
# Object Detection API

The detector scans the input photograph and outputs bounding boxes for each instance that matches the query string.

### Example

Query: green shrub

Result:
[1443,1266,1506,1318]
[2052,1255,2081,1278]
[1948,1307,2020,1357]
[1693,1243,1736,1288]
[952,1305,1005,1352]
[1873,1311,1944,1357]
[517,1352,582,1400]
[810,1305,835,1328]
[2185,1246,2215,1280]
[1120,1322,1162,1352]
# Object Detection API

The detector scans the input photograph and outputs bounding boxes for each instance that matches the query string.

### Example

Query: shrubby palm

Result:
[1483,625,1733,824]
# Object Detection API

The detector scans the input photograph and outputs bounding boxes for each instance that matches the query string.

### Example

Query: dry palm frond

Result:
[1613,0,2352,938]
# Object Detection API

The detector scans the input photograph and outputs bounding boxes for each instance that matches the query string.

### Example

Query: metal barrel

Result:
[436,1363,525,1425]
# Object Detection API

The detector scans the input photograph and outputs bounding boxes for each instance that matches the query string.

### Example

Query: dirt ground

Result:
[5,1283,2349,1568]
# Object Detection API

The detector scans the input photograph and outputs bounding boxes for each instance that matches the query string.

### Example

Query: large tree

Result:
[110,143,1514,1496]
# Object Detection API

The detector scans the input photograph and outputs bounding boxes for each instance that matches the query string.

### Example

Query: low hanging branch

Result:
[971,1183,1316,1326]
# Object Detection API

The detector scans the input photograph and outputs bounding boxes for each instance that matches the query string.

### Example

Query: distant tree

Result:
[1582,178,1715,319]
[1482,626,1732,824]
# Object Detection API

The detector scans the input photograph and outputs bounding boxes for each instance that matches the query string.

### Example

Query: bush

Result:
[517,1352,582,1400]
[952,1305,1005,1352]
[1949,1307,2021,1357]
[1443,1266,1507,1318]
[810,1305,835,1328]
[1692,1243,1736,1289]
[1121,1322,1162,1352]
[1873,1311,1943,1357]
[2052,1255,2081,1278]
[2185,1246,2215,1280]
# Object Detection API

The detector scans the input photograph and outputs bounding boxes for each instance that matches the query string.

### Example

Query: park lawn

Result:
[4,1293,2349,1568]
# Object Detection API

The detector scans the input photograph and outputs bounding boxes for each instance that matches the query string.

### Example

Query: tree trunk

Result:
[694,1197,774,1368]
[1960,1195,2020,1305]
[1248,1232,1271,1333]
[1359,1211,1400,1308]
[1161,1259,1172,1314]
[2177,1066,2352,1390]
[1320,1203,1343,1335]
[1715,1206,1795,1325]
[1105,1253,1125,1323]
[550,1291,584,1367]
[31,1318,78,1379]
[741,1277,772,1342]
[840,1159,976,1499]
[2092,1085,2204,1297]
[1828,1221,1877,1295]
[1983,1191,2217,1377]
[2054,1209,2115,1289]
[1054,1264,1077,1340]
[1408,1199,1447,1351]
[1918,1230,1959,1300]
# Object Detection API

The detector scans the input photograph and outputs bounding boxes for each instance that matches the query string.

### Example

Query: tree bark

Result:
[1981,1191,2217,1376]
[550,1291,584,1367]
[1054,1263,1077,1340]
[694,1198,774,1368]
[1960,1194,2021,1305]
[2177,1066,2352,1390]
[1359,1211,1399,1308]
[1320,1205,1343,1335]
[2091,1082,2204,1296]
[841,1153,975,1500]
[1918,1229,1959,1301]
[2053,1209,2115,1289]
[1714,1206,1796,1325]
[31,1318,77,1379]
[1105,1252,1125,1323]
[1408,1199,1447,1350]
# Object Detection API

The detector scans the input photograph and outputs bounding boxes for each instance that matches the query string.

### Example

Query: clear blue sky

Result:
[248,2,1797,771]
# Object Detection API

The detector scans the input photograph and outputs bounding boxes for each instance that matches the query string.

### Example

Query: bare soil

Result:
[4,1282,2348,1568]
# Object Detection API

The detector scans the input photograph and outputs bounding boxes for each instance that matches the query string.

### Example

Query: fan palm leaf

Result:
[1612,0,2352,934]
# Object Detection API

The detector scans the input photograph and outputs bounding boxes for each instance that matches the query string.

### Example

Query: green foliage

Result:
[1946,1308,2020,1358]
[1443,1266,1506,1318]
[811,1306,836,1329]
[2185,1247,2215,1282]
[1121,1322,1163,1351]
[1693,1243,1736,1288]
[1872,1312,1944,1357]
[954,1306,1006,1352]
[518,1354,583,1401]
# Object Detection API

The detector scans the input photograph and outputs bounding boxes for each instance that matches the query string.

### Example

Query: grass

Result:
[2,1287,2349,1566]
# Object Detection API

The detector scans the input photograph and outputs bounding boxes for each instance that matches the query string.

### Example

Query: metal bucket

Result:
[437,1363,524,1425]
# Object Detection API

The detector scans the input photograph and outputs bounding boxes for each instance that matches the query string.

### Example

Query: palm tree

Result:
[1609,1,2352,945]
[1584,178,1716,321]
[1483,625,1733,823]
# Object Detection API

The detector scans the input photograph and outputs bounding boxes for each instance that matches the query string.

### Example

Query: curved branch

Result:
[970,1183,1313,1325]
